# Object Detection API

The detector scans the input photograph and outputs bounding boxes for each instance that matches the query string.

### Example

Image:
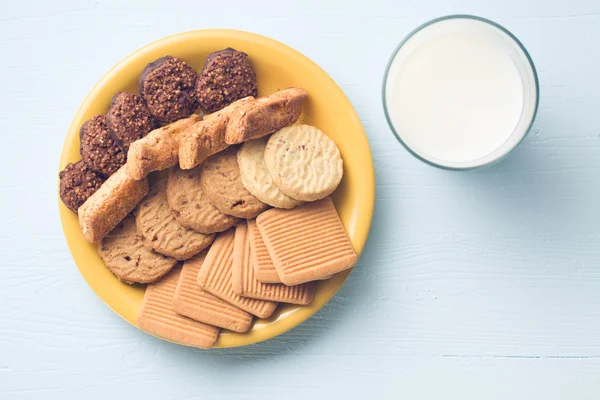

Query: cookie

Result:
[225,87,307,144]
[139,56,198,122]
[237,137,303,209]
[136,179,215,260]
[196,48,258,113]
[79,165,149,243]
[232,222,316,304]
[80,115,126,177]
[106,92,159,152]
[137,266,219,349]
[59,160,105,213]
[178,97,253,170]
[255,197,357,285]
[264,124,343,202]
[126,115,201,180]
[167,165,239,234]
[98,215,177,284]
[194,229,278,318]
[173,252,253,333]
[247,219,281,283]
[200,147,269,219]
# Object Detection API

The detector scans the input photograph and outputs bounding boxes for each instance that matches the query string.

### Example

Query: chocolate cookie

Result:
[196,48,258,113]
[98,215,178,284]
[135,179,215,260]
[59,160,105,213]
[139,56,198,123]
[106,92,159,152]
[167,165,240,234]
[80,115,126,177]
[200,147,269,219]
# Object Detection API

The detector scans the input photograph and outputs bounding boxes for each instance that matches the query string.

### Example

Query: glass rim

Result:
[381,14,540,171]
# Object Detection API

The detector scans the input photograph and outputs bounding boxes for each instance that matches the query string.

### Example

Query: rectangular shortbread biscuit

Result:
[247,220,281,283]
[255,197,357,286]
[174,252,253,333]
[194,230,278,319]
[137,266,219,349]
[232,222,316,304]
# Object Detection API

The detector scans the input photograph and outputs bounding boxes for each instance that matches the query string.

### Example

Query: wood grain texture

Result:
[2,0,600,399]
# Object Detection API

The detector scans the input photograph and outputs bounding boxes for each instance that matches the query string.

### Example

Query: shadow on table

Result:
[459,135,590,230]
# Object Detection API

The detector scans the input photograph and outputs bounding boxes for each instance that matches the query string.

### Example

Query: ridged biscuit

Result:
[136,179,215,260]
[126,115,201,180]
[200,147,269,219]
[225,87,308,144]
[178,97,253,170]
[173,252,253,333]
[255,197,357,285]
[232,222,316,304]
[195,230,277,318]
[167,166,239,234]
[237,137,303,209]
[79,165,149,243]
[247,219,281,283]
[98,215,177,284]
[137,266,219,349]
[264,125,343,202]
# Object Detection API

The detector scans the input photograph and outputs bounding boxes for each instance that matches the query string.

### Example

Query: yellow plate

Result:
[58,30,375,348]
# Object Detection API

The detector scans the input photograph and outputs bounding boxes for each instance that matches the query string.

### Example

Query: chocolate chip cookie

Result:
[135,178,215,260]
[167,165,240,234]
[200,147,269,219]
[98,215,178,284]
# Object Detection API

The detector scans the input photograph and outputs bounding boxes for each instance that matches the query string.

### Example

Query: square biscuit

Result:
[247,219,281,283]
[232,222,316,305]
[137,266,219,349]
[255,197,357,286]
[195,230,278,319]
[174,252,253,333]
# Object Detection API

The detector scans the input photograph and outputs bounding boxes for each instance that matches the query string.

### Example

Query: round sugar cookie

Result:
[98,215,177,284]
[264,125,343,201]
[237,137,304,209]
[167,165,240,234]
[200,147,269,219]
[136,179,215,260]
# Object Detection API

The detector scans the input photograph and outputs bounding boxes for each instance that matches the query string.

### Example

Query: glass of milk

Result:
[383,15,539,170]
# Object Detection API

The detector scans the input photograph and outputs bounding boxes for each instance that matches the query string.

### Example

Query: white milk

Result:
[384,17,538,169]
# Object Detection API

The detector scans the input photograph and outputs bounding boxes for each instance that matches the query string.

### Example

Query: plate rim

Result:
[58,29,375,348]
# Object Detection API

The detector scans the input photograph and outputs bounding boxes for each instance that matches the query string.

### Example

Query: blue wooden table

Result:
[2,0,600,398]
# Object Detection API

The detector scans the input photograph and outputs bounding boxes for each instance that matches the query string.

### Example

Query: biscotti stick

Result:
[178,97,252,170]
[78,165,149,243]
[224,87,307,144]
[126,115,200,180]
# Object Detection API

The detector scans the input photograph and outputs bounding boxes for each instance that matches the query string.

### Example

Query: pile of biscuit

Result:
[60,48,357,348]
